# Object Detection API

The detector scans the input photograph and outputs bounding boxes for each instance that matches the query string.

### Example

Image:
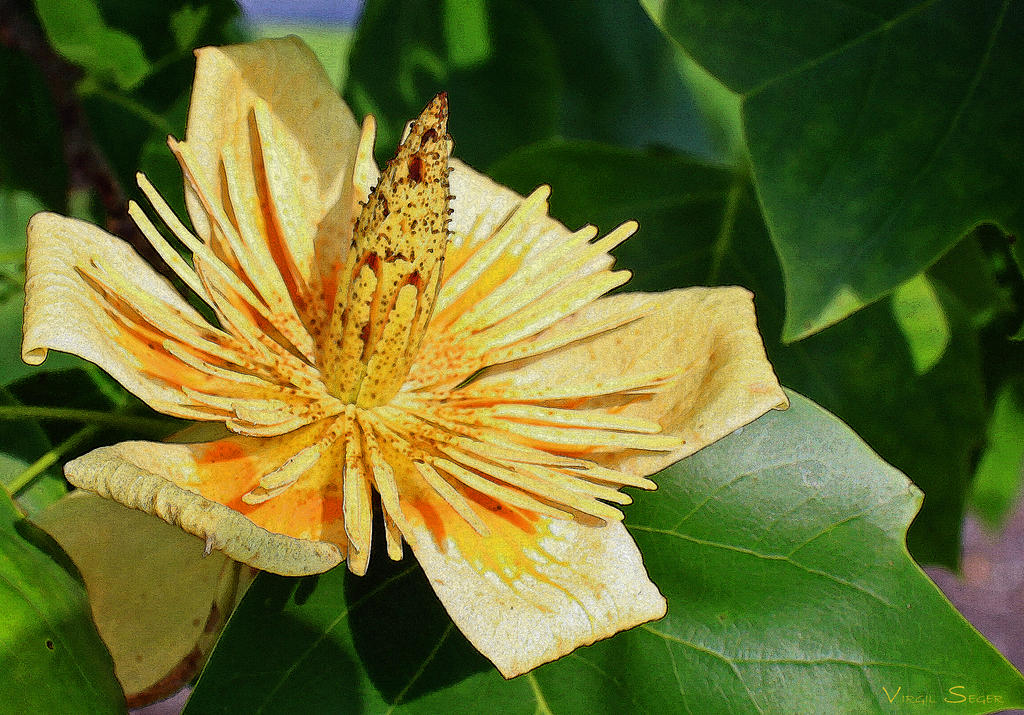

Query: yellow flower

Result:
[21,37,787,677]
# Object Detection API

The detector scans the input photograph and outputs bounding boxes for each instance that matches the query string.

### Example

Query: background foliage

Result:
[0,0,1022,712]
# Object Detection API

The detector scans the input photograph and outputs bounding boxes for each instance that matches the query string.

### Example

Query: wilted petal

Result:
[402,487,666,678]
[63,421,348,576]
[34,491,249,707]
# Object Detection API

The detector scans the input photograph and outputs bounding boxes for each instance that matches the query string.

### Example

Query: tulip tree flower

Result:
[21,37,787,678]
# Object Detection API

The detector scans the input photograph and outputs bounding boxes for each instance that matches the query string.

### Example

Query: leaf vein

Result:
[643,625,766,714]
[384,622,454,714]
[837,0,1012,275]
[526,672,554,715]
[746,0,944,97]
[254,565,418,713]
[630,525,897,608]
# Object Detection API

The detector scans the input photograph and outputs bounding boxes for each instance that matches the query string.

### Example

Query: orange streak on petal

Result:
[198,441,247,463]
[433,252,522,332]
[461,487,538,532]
[321,495,344,523]
[192,440,261,516]
[411,498,447,550]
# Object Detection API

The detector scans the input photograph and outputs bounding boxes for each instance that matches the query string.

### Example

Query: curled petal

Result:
[63,423,349,576]
[402,488,666,678]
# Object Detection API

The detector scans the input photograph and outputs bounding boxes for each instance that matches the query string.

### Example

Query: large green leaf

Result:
[488,140,987,565]
[344,0,711,169]
[0,489,123,712]
[185,393,1023,713]
[641,0,1024,340]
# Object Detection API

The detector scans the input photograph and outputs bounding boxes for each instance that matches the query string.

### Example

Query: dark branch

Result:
[0,0,172,277]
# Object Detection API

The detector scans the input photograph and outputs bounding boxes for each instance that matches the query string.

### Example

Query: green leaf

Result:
[891,274,951,375]
[1012,236,1024,339]
[0,489,123,712]
[345,0,562,168]
[345,0,711,169]
[641,0,1024,340]
[0,188,44,258]
[488,140,986,565]
[969,378,1024,528]
[775,284,987,566]
[186,393,1023,713]
[513,1,713,157]
[443,0,491,68]
[33,0,152,90]
[927,225,1017,331]
[0,453,66,516]
[169,4,210,52]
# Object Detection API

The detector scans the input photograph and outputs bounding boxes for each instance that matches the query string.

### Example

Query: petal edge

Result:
[65,444,343,576]
[405,506,666,678]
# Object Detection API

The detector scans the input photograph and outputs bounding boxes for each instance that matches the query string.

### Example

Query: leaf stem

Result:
[0,405,179,437]
[79,84,176,136]
[708,173,745,284]
[7,423,100,495]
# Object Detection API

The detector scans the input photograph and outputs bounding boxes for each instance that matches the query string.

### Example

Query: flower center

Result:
[320,94,453,408]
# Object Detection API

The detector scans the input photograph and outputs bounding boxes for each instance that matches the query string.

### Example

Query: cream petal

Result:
[64,436,344,577]
[22,213,327,433]
[404,504,666,678]
[466,287,789,478]
[181,37,362,330]
[23,213,228,420]
[183,36,360,239]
